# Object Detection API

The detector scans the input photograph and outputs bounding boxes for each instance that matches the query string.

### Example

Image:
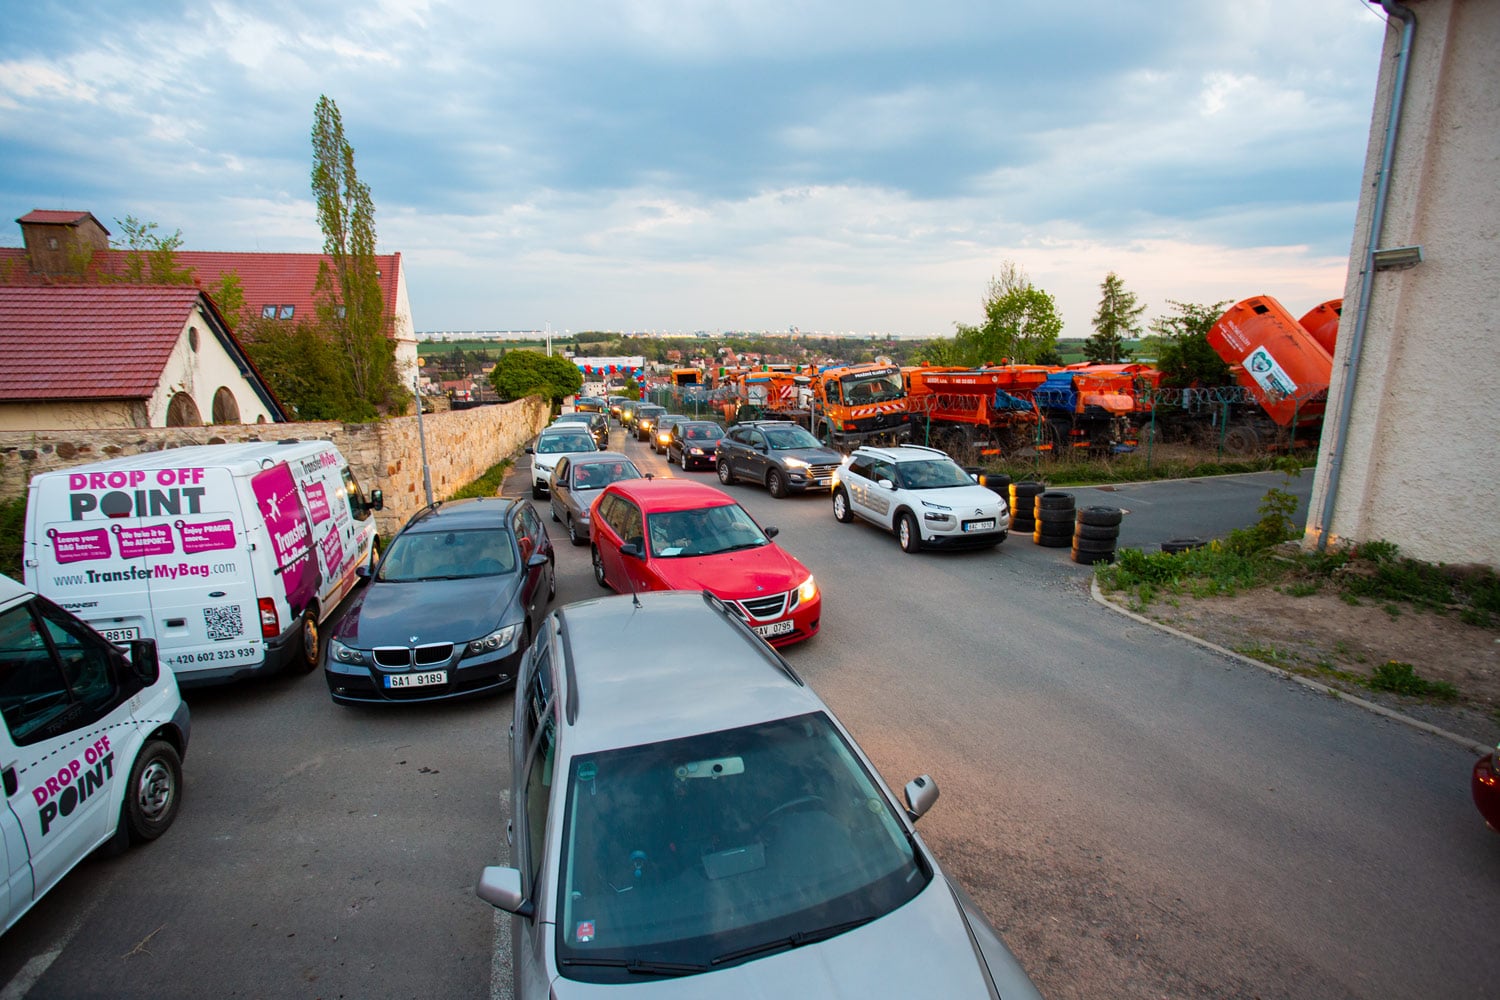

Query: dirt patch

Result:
[1110,587,1500,748]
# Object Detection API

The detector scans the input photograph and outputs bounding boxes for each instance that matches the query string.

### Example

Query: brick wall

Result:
[0,397,549,537]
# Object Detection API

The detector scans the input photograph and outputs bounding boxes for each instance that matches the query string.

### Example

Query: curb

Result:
[1088,577,1493,756]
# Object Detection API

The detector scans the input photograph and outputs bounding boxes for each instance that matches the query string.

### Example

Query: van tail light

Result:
[258,598,280,638]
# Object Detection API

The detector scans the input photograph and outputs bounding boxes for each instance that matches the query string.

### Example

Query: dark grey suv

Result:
[477,590,1043,998]
[323,497,554,704]
[716,421,842,498]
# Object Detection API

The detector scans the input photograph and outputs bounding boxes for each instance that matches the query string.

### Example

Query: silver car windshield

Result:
[572,463,641,491]
[895,459,973,490]
[536,435,596,454]
[376,528,516,581]
[554,712,928,982]
[647,504,766,558]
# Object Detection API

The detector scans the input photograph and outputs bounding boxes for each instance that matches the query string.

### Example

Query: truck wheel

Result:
[833,488,854,523]
[123,740,182,843]
[897,512,922,553]
[766,469,787,498]
[297,605,321,673]
[718,461,735,485]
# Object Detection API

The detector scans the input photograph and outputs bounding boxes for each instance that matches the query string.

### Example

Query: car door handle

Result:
[506,820,514,846]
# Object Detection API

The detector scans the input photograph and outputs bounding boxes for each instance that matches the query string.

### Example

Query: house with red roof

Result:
[0,210,418,391]
[0,284,285,430]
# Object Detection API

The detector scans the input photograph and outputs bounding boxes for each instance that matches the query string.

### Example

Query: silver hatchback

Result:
[478,590,1043,998]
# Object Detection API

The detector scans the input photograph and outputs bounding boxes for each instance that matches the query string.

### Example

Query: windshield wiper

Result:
[710,915,876,967]
[715,541,766,553]
[560,957,706,977]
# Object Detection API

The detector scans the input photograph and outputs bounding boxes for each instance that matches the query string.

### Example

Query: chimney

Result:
[16,210,111,276]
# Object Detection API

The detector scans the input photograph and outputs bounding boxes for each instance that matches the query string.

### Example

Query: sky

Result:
[0,1,1393,340]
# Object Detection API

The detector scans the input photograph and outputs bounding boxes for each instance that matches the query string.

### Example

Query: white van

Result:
[23,441,383,686]
[2,572,189,936]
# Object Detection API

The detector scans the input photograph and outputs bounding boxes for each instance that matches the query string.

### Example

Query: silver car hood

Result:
[547,877,1023,998]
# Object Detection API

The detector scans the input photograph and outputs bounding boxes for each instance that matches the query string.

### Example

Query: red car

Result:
[1475,745,1500,831]
[588,479,821,646]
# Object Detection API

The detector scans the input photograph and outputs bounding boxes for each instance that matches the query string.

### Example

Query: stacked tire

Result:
[1073,505,1123,564]
[1009,481,1044,535]
[1033,491,1075,547]
[978,472,1011,498]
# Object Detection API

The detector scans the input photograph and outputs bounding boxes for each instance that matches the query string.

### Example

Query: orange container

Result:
[1297,299,1343,357]
[1208,296,1333,427]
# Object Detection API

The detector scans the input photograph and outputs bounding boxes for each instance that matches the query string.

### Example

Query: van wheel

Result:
[296,607,321,673]
[124,740,182,843]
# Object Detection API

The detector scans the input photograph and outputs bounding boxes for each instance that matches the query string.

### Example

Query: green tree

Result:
[204,271,246,322]
[1083,272,1144,364]
[489,350,583,406]
[938,262,1063,366]
[1149,300,1232,387]
[113,216,194,284]
[238,317,373,421]
[311,95,404,413]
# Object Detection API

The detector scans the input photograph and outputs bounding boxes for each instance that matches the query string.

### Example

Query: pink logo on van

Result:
[251,462,319,610]
[112,523,175,559]
[174,519,237,554]
[47,527,112,563]
[319,528,345,573]
[304,481,332,524]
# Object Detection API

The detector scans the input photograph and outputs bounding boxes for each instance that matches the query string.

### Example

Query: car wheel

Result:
[680,451,689,470]
[897,512,922,553]
[833,488,854,523]
[568,516,587,547]
[718,461,735,485]
[592,545,610,589]
[296,605,320,673]
[531,482,544,500]
[123,739,182,843]
[550,505,560,523]
[766,469,787,498]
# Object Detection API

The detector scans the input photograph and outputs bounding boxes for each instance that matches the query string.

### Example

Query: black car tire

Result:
[718,461,735,485]
[295,605,321,674]
[123,739,182,843]
[897,512,922,553]
[592,545,610,589]
[1073,523,1121,542]
[1076,505,1123,527]
[550,506,560,523]
[568,516,587,547]
[832,488,854,523]
[531,483,545,500]
[680,450,689,470]
[767,469,787,498]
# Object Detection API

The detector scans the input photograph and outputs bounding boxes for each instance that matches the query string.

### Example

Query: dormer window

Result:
[279,305,294,320]
[262,304,277,319]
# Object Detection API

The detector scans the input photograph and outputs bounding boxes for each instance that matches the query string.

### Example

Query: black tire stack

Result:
[1072,505,1123,564]
[1009,480,1044,536]
[1033,491,1075,547]
[978,472,1011,498]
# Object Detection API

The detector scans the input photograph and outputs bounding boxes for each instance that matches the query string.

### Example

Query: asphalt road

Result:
[3,426,1496,1000]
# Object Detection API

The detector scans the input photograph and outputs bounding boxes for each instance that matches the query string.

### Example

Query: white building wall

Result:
[390,256,418,386]
[145,305,278,426]
[1309,0,1500,567]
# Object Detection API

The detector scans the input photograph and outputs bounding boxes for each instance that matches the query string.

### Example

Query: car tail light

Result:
[258,598,280,638]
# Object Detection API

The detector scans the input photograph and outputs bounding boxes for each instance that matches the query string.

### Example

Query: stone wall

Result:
[0,397,550,537]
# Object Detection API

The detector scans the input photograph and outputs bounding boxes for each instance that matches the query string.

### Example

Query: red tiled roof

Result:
[0,285,207,401]
[16,209,105,229]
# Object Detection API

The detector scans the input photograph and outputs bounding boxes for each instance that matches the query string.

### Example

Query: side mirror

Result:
[128,638,161,686]
[369,488,384,511]
[525,446,535,455]
[355,563,372,580]
[763,526,780,539]
[877,478,896,490]
[476,866,534,918]
[903,774,939,821]
[527,552,549,570]
[620,539,645,560]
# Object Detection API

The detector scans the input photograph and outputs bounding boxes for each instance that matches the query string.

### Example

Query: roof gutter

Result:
[1315,0,1417,551]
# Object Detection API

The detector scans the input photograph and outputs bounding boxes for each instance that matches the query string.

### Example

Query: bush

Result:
[1368,660,1458,700]
[0,496,24,580]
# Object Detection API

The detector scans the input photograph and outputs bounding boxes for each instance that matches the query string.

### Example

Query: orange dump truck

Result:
[904,364,1054,458]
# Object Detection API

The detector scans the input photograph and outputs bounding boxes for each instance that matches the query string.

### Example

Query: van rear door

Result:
[139,468,264,680]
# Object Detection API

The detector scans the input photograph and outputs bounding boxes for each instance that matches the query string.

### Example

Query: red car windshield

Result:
[647,504,767,558]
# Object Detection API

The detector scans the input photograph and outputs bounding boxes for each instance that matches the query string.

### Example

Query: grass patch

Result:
[1367,660,1459,700]
[447,460,514,501]
[978,452,1314,488]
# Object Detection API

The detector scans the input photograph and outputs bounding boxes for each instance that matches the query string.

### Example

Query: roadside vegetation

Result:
[445,460,513,501]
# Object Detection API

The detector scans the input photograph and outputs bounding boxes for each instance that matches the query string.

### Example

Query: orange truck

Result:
[1204,295,1337,450]
[1032,363,1163,454]
[904,364,1054,458]
[806,362,912,448]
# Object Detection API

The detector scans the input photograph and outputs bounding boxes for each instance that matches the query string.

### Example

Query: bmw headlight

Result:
[466,624,520,657]
[796,574,818,604]
[330,639,366,665]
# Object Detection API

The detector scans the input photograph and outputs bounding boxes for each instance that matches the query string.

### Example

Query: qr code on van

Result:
[204,604,245,642]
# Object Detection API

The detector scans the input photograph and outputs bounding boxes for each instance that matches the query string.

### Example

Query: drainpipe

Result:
[1315,0,1417,551]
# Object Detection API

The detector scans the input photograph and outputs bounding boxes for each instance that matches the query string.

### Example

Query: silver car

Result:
[546,451,644,547]
[477,590,1044,999]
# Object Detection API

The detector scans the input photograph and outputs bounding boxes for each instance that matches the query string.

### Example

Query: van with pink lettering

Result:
[23,441,382,686]
[1,571,189,936]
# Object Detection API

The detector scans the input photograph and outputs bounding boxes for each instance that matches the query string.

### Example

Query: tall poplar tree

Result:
[1084,272,1145,364]
[310,95,401,412]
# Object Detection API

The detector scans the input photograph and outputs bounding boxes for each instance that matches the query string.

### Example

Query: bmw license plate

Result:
[962,519,996,532]
[752,620,795,638]
[98,626,141,643]
[386,670,446,689]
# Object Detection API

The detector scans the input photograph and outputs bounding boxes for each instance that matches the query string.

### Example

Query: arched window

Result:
[166,392,202,427]
[211,387,241,424]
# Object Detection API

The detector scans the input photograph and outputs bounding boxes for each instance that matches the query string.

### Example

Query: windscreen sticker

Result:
[47,527,113,563]
[112,523,174,559]
[575,920,596,943]
[175,518,237,554]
